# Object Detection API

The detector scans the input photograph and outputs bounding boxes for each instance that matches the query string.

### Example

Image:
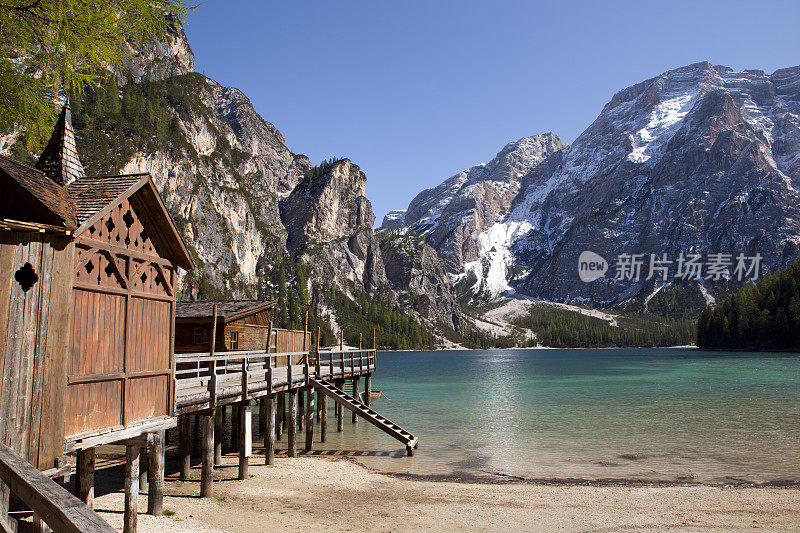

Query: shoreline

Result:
[90,453,800,532]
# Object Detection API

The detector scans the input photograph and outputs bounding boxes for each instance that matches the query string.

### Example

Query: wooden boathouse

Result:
[0,104,417,532]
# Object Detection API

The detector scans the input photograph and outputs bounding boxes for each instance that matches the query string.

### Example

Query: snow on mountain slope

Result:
[389,62,800,305]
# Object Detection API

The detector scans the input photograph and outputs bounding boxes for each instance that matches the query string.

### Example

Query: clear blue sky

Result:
[184,1,800,223]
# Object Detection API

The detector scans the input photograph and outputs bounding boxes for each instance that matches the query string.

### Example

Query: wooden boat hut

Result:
[175,300,277,353]
[0,102,193,528]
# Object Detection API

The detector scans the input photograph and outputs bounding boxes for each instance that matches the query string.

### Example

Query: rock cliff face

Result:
[280,160,388,295]
[388,62,800,307]
[386,133,566,296]
[380,234,460,330]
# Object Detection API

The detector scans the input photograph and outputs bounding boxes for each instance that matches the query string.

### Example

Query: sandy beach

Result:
[90,454,800,532]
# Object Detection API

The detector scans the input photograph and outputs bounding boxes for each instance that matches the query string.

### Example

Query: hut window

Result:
[230,331,239,350]
[14,262,38,292]
[193,327,203,343]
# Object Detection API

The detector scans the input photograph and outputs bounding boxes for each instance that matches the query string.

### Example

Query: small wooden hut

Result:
[175,300,277,354]
[0,102,193,475]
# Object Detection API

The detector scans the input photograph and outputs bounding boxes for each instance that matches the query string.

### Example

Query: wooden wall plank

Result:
[0,232,18,415]
[38,239,74,468]
[28,236,54,468]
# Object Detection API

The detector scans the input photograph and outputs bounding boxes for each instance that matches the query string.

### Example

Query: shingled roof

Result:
[68,174,147,226]
[176,300,277,322]
[0,155,78,229]
[35,101,86,186]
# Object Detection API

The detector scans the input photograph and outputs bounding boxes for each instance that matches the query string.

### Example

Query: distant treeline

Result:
[697,258,800,350]
[513,308,696,348]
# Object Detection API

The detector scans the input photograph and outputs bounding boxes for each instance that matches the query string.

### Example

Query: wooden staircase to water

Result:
[311,378,419,455]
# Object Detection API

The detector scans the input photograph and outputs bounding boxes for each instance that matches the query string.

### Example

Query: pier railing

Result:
[0,444,115,532]
[174,347,376,410]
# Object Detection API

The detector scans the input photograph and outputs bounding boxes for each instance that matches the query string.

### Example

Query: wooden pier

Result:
[171,319,418,499]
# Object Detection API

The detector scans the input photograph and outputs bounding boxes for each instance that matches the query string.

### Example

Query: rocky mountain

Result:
[386,62,800,308]
[379,233,460,330]
[281,159,388,296]
[5,21,460,339]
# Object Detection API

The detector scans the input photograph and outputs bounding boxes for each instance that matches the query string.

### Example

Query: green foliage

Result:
[436,322,517,349]
[697,257,800,350]
[302,157,346,188]
[68,73,211,173]
[322,287,436,350]
[0,0,188,151]
[513,307,695,348]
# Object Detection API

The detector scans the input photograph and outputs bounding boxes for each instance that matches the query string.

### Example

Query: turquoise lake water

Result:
[308,348,800,483]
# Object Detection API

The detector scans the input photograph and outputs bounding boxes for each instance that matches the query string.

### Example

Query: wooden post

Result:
[265,395,276,465]
[364,374,372,408]
[259,398,267,433]
[147,431,164,516]
[179,415,191,480]
[352,377,359,423]
[320,391,328,442]
[298,390,304,430]
[287,390,297,457]
[75,447,95,509]
[305,386,314,451]
[209,305,218,406]
[200,414,214,498]
[231,404,240,450]
[276,393,284,440]
[214,408,223,465]
[138,446,147,492]
[124,444,139,533]
[336,380,344,432]
[238,402,250,480]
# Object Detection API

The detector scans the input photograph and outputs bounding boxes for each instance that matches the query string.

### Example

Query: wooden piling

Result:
[265,395,276,465]
[352,377,359,423]
[75,447,95,508]
[214,408,222,465]
[179,415,191,481]
[364,374,372,408]
[231,404,240,450]
[298,390,304,430]
[200,414,214,498]
[305,387,314,451]
[336,380,344,432]
[138,446,147,492]
[259,398,267,433]
[276,393,284,440]
[238,402,250,480]
[147,431,164,516]
[320,392,328,442]
[287,390,297,457]
[123,444,139,533]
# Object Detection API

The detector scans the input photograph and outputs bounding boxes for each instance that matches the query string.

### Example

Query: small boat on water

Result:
[361,390,385,401]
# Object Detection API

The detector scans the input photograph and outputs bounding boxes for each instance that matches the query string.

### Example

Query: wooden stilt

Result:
[336,380,344,432]
[231,404,240,449]
[238,402,250,480]
[265,395,276,465]
[214,408,222,465]
[259,398,267,433]
[276,393,284,440]
[147,431,165,516]
[287,390,297,457]
[221,406,229,448]
[138,446,147,492]
[364,374,372,408]
[298,390,304,430]
[305,387,314,451]
[179,415,191,481]
[76,447,95,508]
[351,377,359,423]
[124,444,139,533]
[320,392,328,442]
[200,414,214,498]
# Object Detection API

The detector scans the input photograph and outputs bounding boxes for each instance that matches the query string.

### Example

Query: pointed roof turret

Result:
[35,100,86,186]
